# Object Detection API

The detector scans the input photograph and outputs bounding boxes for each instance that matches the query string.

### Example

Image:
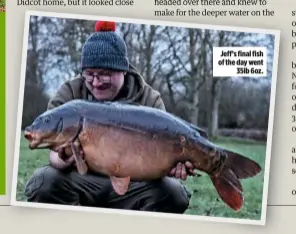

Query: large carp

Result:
[24,99,261,211]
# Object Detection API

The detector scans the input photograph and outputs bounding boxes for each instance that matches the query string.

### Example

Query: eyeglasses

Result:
[81,71,112,84]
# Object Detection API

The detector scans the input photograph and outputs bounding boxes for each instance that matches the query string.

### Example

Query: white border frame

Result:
[10,10,281,227]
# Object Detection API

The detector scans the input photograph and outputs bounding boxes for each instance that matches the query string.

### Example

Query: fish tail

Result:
[210,167,243,211]
[224,149,262,179]
[210,150,261,211]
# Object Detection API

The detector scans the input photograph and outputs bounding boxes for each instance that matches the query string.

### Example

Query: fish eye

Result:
[43,116,51,123]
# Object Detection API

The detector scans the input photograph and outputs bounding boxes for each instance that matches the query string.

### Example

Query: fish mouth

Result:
[24,130,37,149]
[24,130,33,142]
[24,118,63,150]
[24,130,53,150]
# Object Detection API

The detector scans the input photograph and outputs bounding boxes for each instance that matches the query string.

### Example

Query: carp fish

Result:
[24,99,261,211]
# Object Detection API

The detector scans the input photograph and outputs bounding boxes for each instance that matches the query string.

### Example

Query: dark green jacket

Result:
[47,64,165,111]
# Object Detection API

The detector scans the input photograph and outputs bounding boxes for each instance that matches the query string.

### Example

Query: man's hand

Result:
[49,144,85,171]
[169,161,197,180]
[49,148,76,170]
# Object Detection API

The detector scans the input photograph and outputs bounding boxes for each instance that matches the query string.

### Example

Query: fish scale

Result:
[69,100,196,138]
[24,99,262,211]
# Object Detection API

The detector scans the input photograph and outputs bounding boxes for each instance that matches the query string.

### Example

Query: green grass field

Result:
[15,133,266,220]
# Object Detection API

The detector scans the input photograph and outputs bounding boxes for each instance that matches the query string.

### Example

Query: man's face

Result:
[82,68,125,101]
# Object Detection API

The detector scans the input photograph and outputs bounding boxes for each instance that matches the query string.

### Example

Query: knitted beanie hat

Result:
[81,21,129,71]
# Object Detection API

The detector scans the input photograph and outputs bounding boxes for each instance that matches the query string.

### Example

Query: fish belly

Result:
[79,123,185,180]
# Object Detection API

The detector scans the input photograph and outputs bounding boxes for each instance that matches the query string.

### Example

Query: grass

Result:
[15,133,266,220]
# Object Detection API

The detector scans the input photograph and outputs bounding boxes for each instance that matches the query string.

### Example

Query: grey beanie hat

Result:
[81,21,129,71]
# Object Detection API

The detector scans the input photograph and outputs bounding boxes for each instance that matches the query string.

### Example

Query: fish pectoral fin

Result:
[110,176,130,196]
[70,142,88,175]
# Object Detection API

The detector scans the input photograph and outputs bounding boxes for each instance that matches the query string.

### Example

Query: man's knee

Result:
[161,177,191,213]
[24,166,67,202]
[140,177,191,213]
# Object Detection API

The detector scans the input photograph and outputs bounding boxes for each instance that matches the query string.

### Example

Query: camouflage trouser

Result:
[24,165,191,214]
